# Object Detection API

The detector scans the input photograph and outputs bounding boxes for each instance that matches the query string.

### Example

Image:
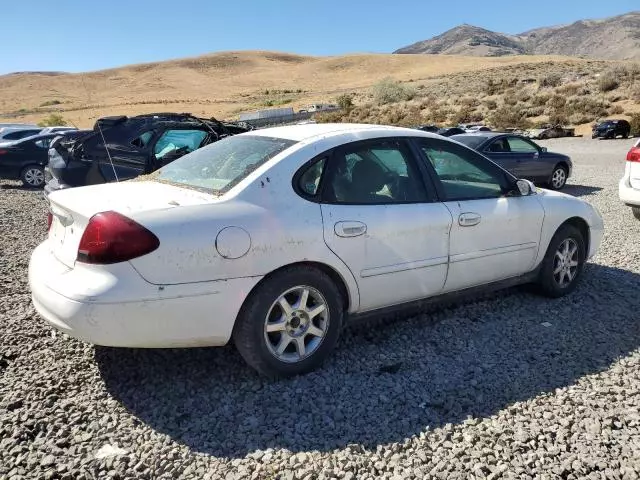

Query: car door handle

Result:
[335,221,367,238]
[459,212,481,227]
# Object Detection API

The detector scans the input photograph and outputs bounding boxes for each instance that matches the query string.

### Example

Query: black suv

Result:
[44,113,252,195]
[592,119,631,139]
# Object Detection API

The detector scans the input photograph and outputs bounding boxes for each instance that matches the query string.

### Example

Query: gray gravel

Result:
[2,136,640,479]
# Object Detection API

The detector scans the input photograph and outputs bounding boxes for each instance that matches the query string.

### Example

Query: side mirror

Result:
[541,147,548,153]
[516,179,535,196]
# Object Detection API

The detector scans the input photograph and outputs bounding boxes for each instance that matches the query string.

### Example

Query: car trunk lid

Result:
[46,181,217,268]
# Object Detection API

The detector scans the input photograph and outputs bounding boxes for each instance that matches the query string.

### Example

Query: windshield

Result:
[153,134,297,193]
[451,135,488,149]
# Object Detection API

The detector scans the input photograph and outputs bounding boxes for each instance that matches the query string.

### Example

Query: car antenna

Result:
[79,73,119,183]
[96,119,119,183]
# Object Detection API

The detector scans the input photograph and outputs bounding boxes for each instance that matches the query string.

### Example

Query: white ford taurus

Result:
[29,123,604,377]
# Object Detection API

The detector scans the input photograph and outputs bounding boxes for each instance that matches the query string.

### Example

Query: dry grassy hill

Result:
[0,51,637,135]
[0,51,614,127]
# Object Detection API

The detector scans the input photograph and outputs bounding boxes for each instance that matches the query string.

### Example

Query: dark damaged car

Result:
[44,113,252,196]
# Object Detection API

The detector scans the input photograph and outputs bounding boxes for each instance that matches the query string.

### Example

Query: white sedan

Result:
[29,123,604,377]
[619,138,640,220]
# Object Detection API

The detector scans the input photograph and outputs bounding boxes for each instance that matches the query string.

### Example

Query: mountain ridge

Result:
[394,11,640,60]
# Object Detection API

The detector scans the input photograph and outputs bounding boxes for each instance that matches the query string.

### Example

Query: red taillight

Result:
[77,211,160,264]
[627,147,640,162]
[0,150,7,155]
[47,212,53,231]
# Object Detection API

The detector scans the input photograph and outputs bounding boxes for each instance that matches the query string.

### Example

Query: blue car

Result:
[451,132,572,190]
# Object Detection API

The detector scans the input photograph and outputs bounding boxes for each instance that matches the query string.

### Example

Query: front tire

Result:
[233,266,344,378]
[21,165,45,188]
[548,166,568,190]
[537,224,586,298]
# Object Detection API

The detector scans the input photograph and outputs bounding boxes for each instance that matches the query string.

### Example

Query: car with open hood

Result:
[44,112,252,196]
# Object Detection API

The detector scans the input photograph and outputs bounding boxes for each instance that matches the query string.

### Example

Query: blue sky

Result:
[2,1,637,74]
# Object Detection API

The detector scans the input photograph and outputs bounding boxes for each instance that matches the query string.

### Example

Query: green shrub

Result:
[539,73,562,88]
[546,94,567,110]
[451,107,483,125]
[372,78,416,105]
[630,113,640,136]
[609,104,624,115]
[565,96,609,118]
[483,99,498,110]
[336,93,354,110]
[488,105,530,130]
[569,113,594,125]
[532,93,551,107]
[39,100,62,107]
[37,113,67,127]
[598,72,620,92]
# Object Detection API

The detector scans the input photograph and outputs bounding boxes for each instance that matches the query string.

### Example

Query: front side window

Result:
[154,129,208,159]
[131,131,154,148]
[323,139,427,204]
[419,139,509,200]
[506,137,538,153]
[35,138,52,148]
[486,138,510,153]
[154,135,297,193]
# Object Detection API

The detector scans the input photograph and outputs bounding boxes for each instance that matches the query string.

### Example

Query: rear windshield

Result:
[451,135,488,149]
[153,135,297,193]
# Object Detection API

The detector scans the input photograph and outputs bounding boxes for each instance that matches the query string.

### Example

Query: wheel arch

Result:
[241,261,354,314]
[558,216,590,256]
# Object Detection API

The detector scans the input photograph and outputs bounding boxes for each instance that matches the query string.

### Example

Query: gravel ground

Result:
[1,136,640,480]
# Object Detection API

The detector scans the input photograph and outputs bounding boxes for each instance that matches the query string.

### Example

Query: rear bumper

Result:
[619,176,640,207]
[29,241,262,348]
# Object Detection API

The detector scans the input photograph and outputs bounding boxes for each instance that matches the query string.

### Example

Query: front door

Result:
[504,135,548,181]
[319,138,453,312]
[416,137,545,292]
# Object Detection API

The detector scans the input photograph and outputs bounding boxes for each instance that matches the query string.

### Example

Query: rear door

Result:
[93,129,156,183]
[319,137,453,312]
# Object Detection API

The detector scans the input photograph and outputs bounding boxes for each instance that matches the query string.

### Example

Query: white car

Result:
[619,138,640,220]
[29,124,604,377]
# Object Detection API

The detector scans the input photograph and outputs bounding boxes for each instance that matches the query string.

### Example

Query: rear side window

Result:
[154,129,207,159]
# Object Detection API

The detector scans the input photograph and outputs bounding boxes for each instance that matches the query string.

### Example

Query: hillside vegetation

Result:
[0,51,637,135]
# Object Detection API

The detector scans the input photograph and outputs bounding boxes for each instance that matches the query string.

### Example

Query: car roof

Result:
[247,123,438,142]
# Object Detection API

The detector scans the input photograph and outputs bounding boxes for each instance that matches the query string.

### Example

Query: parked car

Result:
[451,132,572,190]
[39,126,78,135]
[0,133,59,187]
[44,112,252,196]
[619,138,640,219]
[592,119,631,139]
[0,126,43,143]
[462,124,491,133]
[30,123,604,377]
[438,127,466,137]
[526,125,575,140]
[416,124,440,133]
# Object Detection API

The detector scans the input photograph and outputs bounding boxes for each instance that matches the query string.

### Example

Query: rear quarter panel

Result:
[127,137,364,312]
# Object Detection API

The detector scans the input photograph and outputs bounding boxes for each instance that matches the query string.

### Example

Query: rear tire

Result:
[537,224,586,298]
[232,266,344,378]
[548,165,568,190]
[632,207,640,221]
[21,165,45,188]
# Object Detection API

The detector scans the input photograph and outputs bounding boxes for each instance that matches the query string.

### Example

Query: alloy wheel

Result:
[553,238,579,288]
[264,285,330,363]
[24,168,44,187]
[551,168,566,189]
